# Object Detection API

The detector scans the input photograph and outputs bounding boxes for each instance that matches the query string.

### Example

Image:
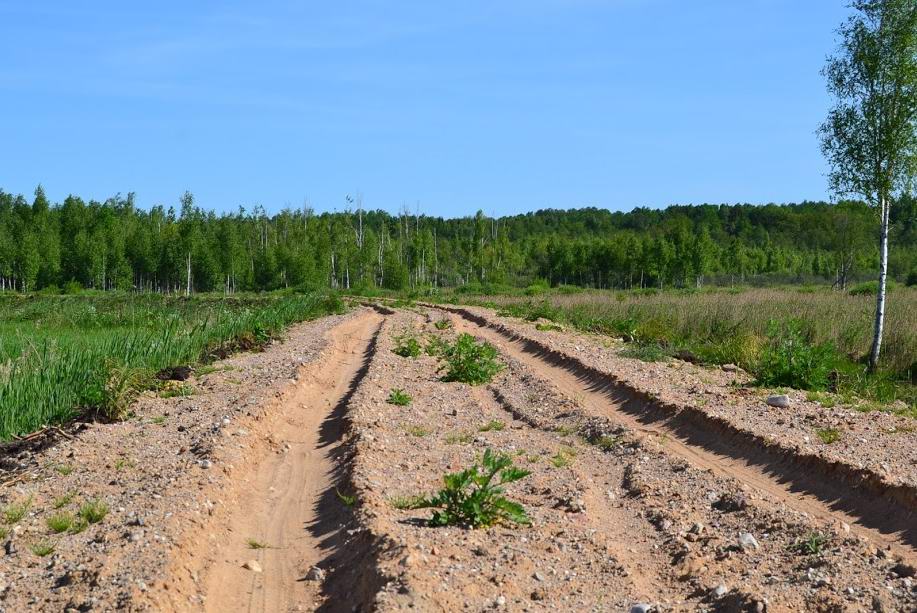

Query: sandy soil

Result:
[0,303,914,612]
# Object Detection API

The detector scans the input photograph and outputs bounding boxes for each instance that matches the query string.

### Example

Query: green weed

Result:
[387,388,412,406]
[441,334,503,385]
[406,449,531,528]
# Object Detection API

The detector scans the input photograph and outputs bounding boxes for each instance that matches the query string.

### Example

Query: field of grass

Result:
[0,291,344,440]
[438,286,917,411]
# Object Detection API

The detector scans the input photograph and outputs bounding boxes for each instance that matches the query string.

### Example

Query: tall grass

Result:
[453,287,917,408]
[0,292,344,439]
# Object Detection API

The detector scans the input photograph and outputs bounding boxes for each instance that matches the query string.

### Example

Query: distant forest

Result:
[1,186,916,293]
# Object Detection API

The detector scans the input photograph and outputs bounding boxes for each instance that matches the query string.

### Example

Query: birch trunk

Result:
[868,196,890,372]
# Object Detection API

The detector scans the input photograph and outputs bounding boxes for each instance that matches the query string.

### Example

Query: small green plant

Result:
[387,388,412,406]
[434,319,452,330]
[53,463,74,476]
[246,538,271,549]
[114,457,135,471]
[46,512,75,534]
[0,526,8,540]
[52,492,75,509]
[30,540,56,557]
[478,420,505,432]
[335,488,357,507]
[815,427,841,444]
[151,415,167,425]
[78,498,108,524]
[158,383,194,399]
[101,365,149,420]
[389,495,427,510]
[406,449,531,528]
[550,446,577,468]
[792,531,827,556]
[392,331,422,358]
[535,322,563,332]
[406,425,431,437]
[3,497,32,524]
[592,435,623,451]
[445,431,473,444]
[620,342,670,362]
[441,334,504,385]
[424,335,451,357]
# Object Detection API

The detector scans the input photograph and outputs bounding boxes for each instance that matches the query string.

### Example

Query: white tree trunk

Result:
[869,197,890,372]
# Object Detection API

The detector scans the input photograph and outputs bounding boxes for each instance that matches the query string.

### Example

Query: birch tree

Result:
[820,0,917,371]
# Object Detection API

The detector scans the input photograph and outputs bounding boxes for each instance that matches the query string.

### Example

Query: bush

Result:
[755,321,838,391]
[404,449,531,528]
[906,271,917,287]
[442,333,504,385]
[849,279,896,295]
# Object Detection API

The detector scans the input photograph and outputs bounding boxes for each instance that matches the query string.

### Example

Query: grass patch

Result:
[445,431,473,444]
[592,435,623,451]
[387,388,412,406]
[52,492,75,509]
[478,420,505,432]
[246,538,271,549]
[433,319,452,330]
[2,497,31,524]
[406,425,431,437]
[0,292,344,440]
[78,498,108,524]
[815,427,841,444]
[46,512,75,534]
[30,540,56,557]
[53,463,74,476]
[550,446,577,468]
[389,495,427,510]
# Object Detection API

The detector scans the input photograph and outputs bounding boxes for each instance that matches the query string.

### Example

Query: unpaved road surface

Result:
[0,303,915,612]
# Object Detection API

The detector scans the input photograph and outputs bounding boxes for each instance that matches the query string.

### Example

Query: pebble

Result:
[629,604,653,613]
[738,532,760,551]
[305,566,325,581]
[766,394,790,408]
[712,584,728,598]
[242,560,262,573]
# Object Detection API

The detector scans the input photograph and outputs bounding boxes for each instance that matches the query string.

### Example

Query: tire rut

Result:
[196,311,384,613]
[444,307,917,562]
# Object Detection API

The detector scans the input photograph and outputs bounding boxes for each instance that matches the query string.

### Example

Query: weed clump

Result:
[387,388,412,406]
[392,331,422,358]
[441,334,503,385]
[815,427,841,444]
[404,449,531,528]
[756,321,837,391]
[78,498,108,524]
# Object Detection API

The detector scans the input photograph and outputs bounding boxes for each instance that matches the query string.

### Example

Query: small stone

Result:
[305,566,325,581]
[199,459,213,469]
[721,364,739,372]
[243,560,262,573]
[766,394,790,408]
[494,595,506,607]
[713,584,728,598]
[630,604,653,613]
[738,532,759,551]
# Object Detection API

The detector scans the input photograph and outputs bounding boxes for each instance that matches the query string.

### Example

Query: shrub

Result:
[848,280,896,296]
[441,334,504,385]
[424,335,451,357]
[755,321,838,391]
[387,388,412,406]
[433,319,452,330]
[405,449,531,528]
[392,332,422,358]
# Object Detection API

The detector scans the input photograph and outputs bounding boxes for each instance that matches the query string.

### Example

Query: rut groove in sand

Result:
[444,307,917,561]
[199,311,382,613]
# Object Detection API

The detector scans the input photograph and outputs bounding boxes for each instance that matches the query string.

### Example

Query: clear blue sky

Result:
[0,1,850,217]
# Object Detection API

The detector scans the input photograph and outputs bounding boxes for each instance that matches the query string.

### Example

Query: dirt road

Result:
[195,312,381,613]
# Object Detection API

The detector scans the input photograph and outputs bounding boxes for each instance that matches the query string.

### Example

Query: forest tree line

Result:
[1,186,916,293]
